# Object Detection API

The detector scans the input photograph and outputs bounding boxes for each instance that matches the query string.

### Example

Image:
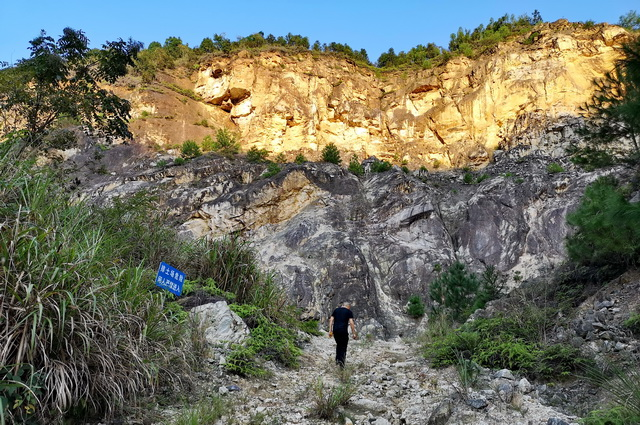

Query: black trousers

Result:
[333,331,349,367]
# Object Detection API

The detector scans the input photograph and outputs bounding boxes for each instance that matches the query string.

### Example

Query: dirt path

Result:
[221,335,579,425]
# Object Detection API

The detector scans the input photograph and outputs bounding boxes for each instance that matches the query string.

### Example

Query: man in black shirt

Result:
[328,302,358,368]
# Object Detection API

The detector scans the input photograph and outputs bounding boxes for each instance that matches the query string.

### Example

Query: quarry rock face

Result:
[79,148,619,337]
[174,158,613,336]
[180,22,626,168]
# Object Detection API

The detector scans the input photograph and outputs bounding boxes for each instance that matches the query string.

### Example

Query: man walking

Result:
[328,302,358,368]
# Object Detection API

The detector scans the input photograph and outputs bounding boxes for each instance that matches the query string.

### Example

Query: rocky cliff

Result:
[119,21,628,168]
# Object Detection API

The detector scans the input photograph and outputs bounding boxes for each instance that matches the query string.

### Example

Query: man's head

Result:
[341,302,351,309]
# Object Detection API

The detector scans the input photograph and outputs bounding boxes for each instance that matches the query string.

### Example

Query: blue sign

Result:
[155,262,186,296]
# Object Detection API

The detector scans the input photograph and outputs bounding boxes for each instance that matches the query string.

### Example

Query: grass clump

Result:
[261,162,282,178]
[547,162,565,173]
[170,397,229,425]
[0,155,193,423]
[309,377,357,420]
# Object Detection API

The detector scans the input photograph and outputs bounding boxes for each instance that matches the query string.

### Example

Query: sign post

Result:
[155,262,186,296]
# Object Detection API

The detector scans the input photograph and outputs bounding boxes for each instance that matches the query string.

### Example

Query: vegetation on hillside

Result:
[0,137,314,423]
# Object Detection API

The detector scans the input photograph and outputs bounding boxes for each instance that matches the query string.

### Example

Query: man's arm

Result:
[349,318,358,339]
[328,315,334,337]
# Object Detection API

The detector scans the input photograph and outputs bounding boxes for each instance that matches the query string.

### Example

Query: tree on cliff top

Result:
[0,28,141,151]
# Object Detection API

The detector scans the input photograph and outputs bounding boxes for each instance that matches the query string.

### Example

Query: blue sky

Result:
[1,0,637,66]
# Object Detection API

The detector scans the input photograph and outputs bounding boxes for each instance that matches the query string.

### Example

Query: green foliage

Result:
[448,13,538,59]
[163,83,202,101]
[214,128,240,155]
[429,262,480,321]
[194,118,209,127]
[370,159,392,173]
[247,146,270,163]
[574,37,640,167]
[0,157,194,422]
[566,177,640,268]
[201,135,215,152]
[348,154,364,175]
[423,311,589,379]
[463,172,474,184]
[618,10,640,31]
[582,406,640,425]
[225,316,302,376]
[294,153,307,163]
[624,313,640,335]
[0,28,141,150]
[274,152,287,163]
[454,350,482,390]
[170,397,229,425]
[547,162,565,173]
[407,295,425,318]
[321,143,342,164]
[310,377,357,419]
[261,162,282,178]
[181,139,202,159]
[174,157,186,166]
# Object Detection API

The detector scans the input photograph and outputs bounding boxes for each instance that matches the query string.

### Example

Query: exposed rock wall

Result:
[183,22,627,168]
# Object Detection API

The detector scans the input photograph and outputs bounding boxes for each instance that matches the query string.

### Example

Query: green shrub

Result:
[348,154,364,175]
[157,159,168,167]
[321,143,342,164]
[194,119,209,127]
[624,313,640,335]
[171,397,229,425]
[181,139,202,159]
[274,153,287,164]
[407,295,425,318]
[174,157,186,165]
[261,162,282,178]
[294,153,307,163]
[547,162,564,173]
[247,146,270,163]
[566,177,640,268]
[214,129,240,155]
[463,172,474,184]
[370,159,392,173]
[422,312,589,379]
[201,135,215,152]
[429,262,480,321]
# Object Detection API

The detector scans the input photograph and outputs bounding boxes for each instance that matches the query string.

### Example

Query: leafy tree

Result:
[199,37,216,53]
[321,142,341,164]
[163,36,185,58]
[0,28,141,150]
[573,37,640,167]
[618,10,640,31]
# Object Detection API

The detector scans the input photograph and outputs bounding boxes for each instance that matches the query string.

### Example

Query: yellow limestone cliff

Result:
[127,21,629,168]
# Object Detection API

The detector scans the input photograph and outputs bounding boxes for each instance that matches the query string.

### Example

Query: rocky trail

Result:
[210,335,579,425]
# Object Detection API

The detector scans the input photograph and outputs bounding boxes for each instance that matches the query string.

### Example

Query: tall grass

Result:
[0,155,184,423]
[0,146,304,422]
